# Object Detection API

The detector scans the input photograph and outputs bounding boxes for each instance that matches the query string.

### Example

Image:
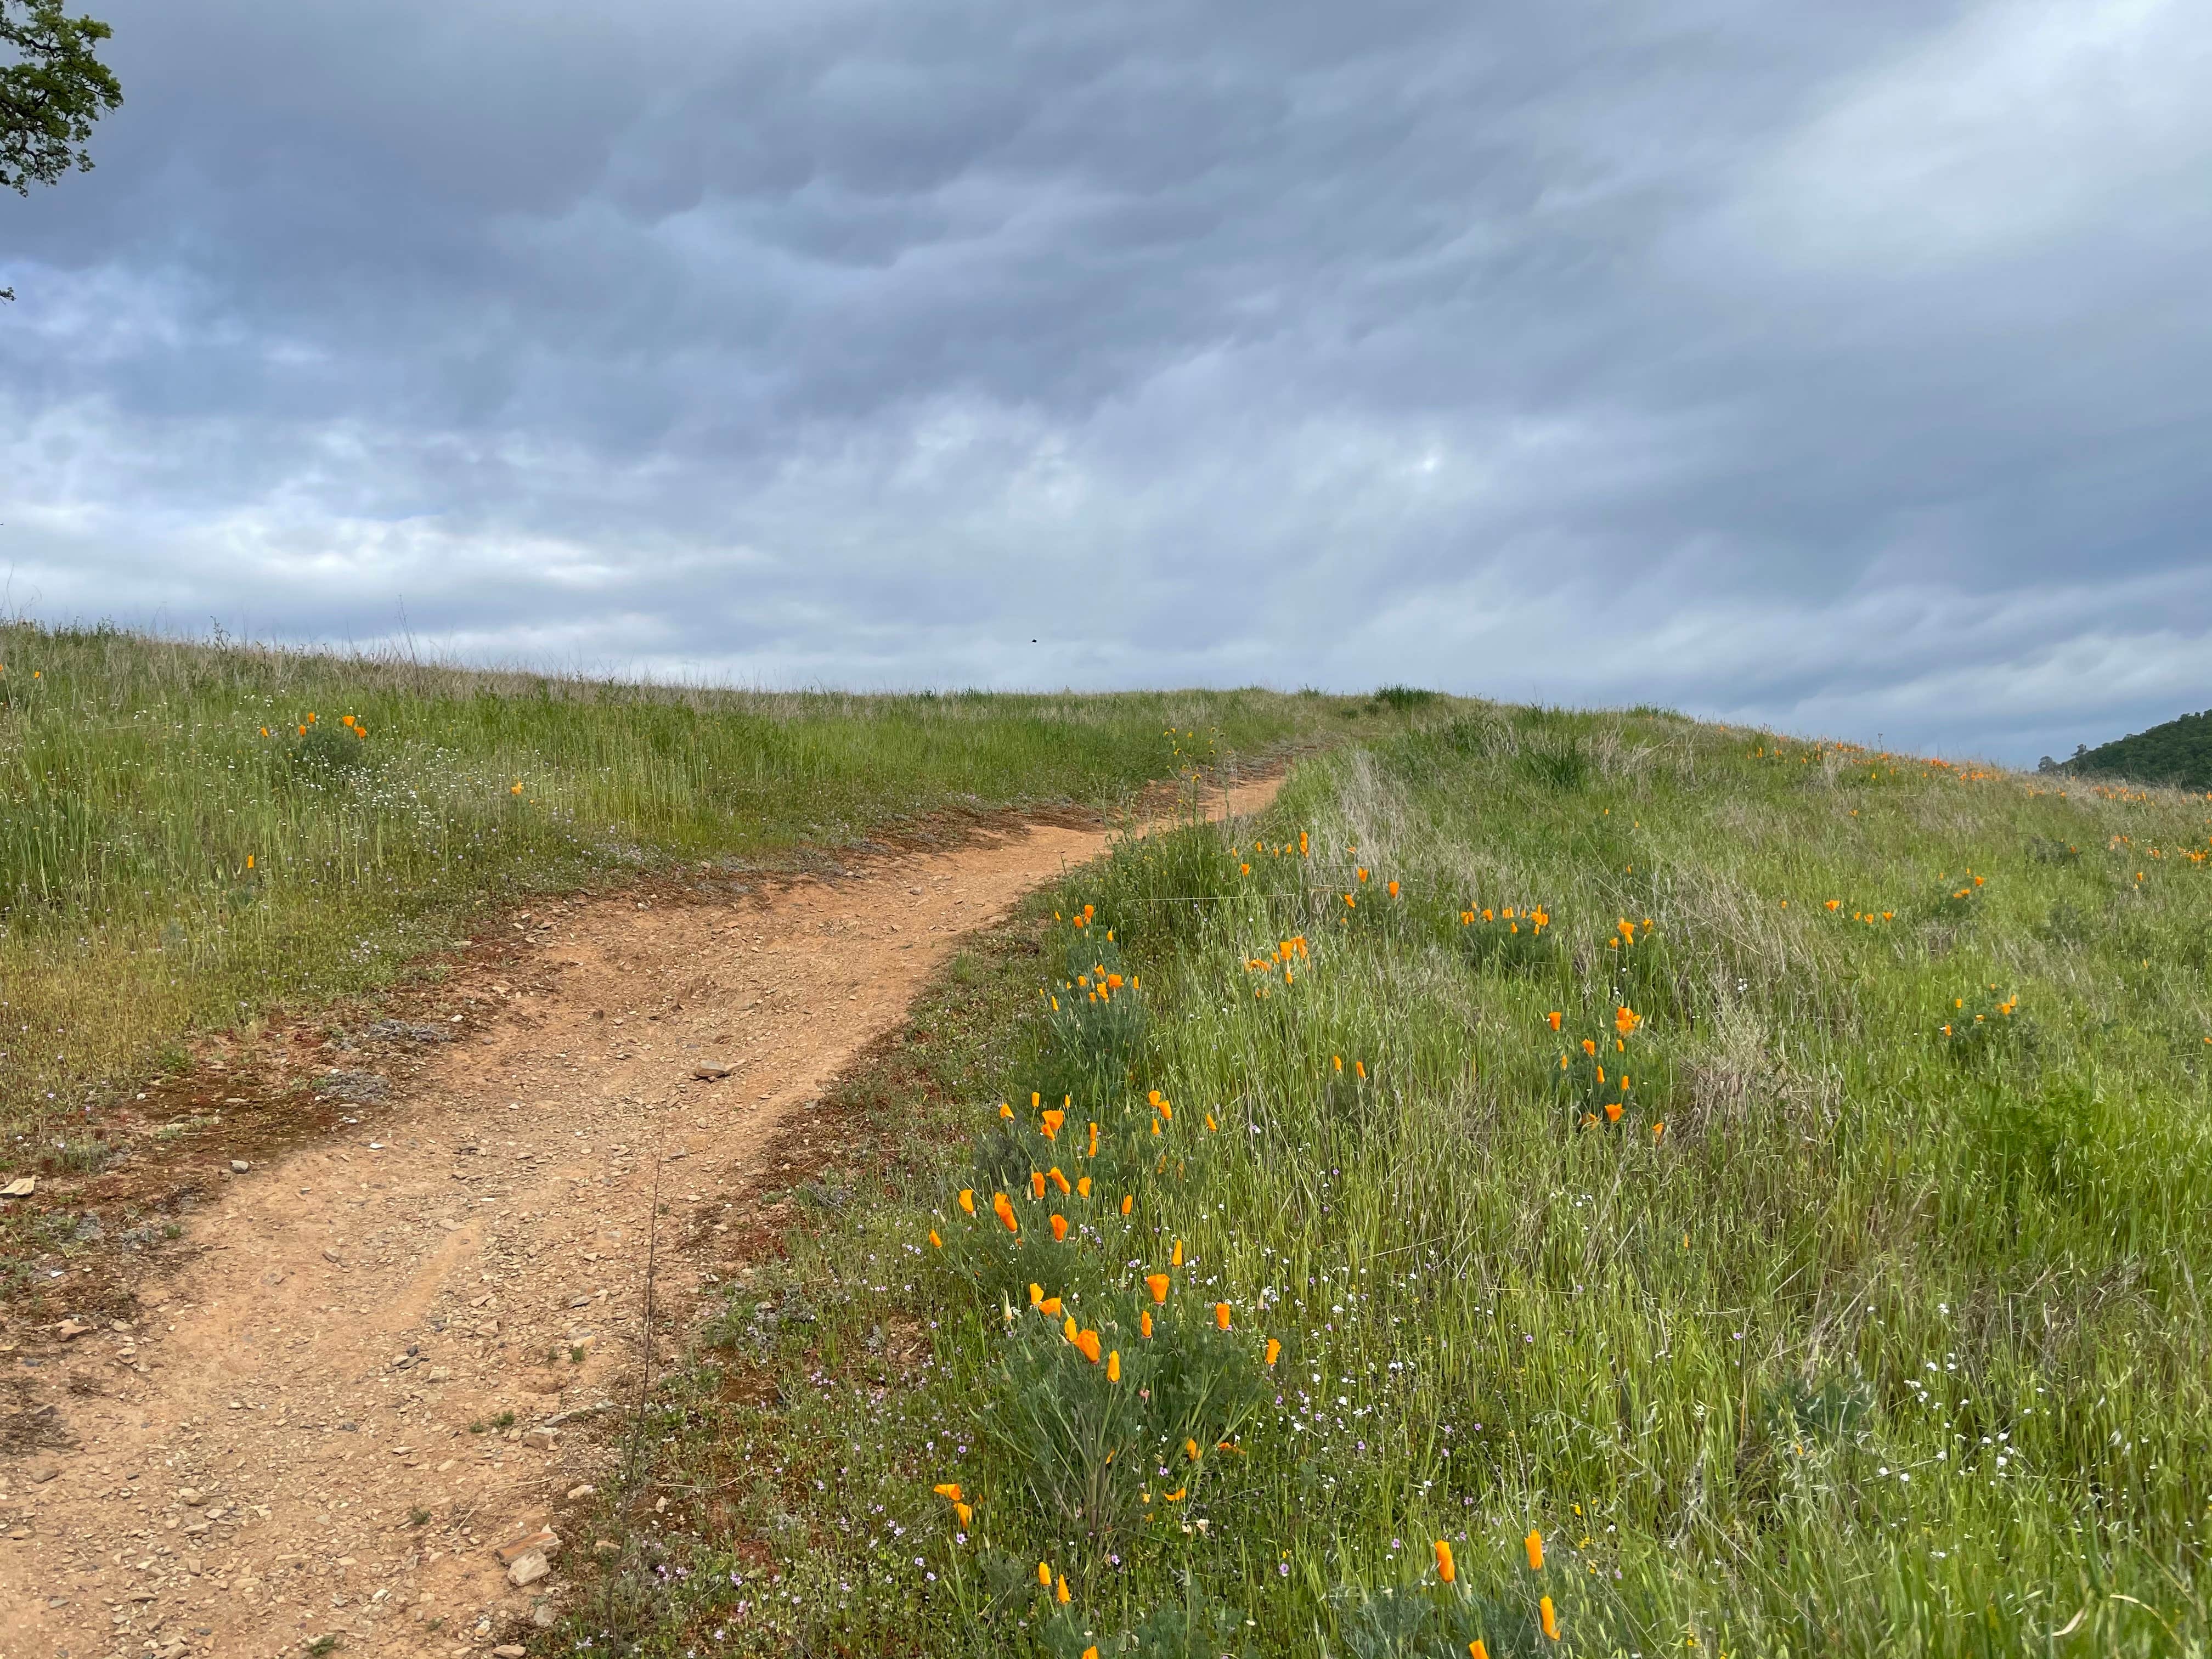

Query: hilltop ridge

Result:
[2044,706,2212,791]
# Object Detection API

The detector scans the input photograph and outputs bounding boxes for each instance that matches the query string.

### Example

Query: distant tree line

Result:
[2041,707,2212,791]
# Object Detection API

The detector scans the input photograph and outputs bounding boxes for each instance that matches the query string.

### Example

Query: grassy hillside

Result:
[0,621,1368,1148]
[581,710,2212,1656]
[2051,707,2212,792]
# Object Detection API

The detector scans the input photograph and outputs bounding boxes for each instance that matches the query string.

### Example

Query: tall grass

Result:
[0,620,1368,1146]
[588,707,2212,1656]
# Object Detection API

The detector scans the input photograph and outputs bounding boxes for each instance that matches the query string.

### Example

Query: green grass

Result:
[0,620,1379,1150]
[573,707,2212,1656]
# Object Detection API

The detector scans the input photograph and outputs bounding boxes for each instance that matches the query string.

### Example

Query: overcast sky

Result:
[4,0,2207,761]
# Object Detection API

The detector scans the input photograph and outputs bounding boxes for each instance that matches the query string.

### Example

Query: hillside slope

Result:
[2046,706,2212,791]
[577,709,2212,1656]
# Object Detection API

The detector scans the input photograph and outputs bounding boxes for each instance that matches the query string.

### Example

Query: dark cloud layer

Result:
[4,0,2207,761]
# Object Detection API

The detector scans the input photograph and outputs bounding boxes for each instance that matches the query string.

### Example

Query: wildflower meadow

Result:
[574,704,2212,1656]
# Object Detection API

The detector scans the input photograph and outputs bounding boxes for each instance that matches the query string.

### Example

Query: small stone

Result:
[495,1528,558,1565]
[229,1160,250,1174]
[520,1427,557,1451]
[179,1488,205,1505]
[494,1647,529,1657]
[565,1483,596,1501]
[27,1463,59,1484]
[592,1538,619,1555]
[55,1318,91,1340]
[691,1062,732,1080]
[425,1366,450,1383]
[506,1550,550,1587]
[0,1176,35,1198]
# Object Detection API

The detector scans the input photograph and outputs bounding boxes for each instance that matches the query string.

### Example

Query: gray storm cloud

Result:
[3,0,2207,761]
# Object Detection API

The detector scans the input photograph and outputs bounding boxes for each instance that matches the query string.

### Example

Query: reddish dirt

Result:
[0,776,1279,1659]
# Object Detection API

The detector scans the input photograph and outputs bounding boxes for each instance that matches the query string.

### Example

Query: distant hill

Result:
[2042,707,2212,790]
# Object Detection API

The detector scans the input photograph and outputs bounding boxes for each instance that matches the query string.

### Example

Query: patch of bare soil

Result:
[0,776,1278,1659]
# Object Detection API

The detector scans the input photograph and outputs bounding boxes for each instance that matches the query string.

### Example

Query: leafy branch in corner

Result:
[2,0,123,300]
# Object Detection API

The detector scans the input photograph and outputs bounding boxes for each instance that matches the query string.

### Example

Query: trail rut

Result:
[0,778,1278,1659]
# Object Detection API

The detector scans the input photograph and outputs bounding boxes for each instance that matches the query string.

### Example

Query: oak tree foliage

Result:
[2,0,121,296]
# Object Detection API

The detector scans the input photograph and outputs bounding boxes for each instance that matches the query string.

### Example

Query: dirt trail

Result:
[0,778,1279,1659]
